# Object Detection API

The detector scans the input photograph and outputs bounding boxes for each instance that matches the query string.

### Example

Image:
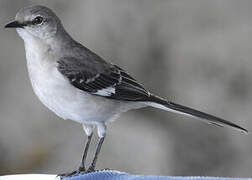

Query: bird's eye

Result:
[32,16,44,25]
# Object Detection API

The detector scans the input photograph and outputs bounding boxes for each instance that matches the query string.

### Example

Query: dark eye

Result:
[32,16,44,25]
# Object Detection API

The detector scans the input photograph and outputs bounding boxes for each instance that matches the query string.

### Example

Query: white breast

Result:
[24,39,74,120]
[22,35,137,125]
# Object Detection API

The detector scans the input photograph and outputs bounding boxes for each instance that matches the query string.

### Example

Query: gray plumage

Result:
[5,5,248,176]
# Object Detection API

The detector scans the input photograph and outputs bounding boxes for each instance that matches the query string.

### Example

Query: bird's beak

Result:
[5,20,25,28]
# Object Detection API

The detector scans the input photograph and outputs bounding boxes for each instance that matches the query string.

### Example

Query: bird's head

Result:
[5,5,61,41]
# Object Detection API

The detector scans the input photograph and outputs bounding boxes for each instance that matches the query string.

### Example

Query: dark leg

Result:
[58,133,93,178]
[87,136,105,172]
[79,132,93,172]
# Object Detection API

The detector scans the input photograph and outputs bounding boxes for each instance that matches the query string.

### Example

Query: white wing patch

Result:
[94,87,115,96]
[86,74,100,83]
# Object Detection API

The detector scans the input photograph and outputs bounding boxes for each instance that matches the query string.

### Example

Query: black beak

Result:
[5,21,25,28]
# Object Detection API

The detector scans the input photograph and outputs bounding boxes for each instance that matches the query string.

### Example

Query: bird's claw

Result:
[58,167,86,179]
[58,167,111,179]
[86,165,95,173]
[57,171,77,179]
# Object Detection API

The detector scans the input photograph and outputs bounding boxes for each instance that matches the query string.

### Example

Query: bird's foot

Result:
[86,166,111,173]
[97,168,111,171]
[57,171,76,179]
[86,165,95,173]
[58,167,86,179]
[58,167,111,179]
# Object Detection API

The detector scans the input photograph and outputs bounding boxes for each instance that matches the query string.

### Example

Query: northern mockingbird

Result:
[5,5,247,177]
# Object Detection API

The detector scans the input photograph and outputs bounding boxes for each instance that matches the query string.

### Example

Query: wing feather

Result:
[57,57,150,101]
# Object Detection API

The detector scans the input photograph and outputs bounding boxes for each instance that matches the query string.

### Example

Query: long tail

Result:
[143,94,248,134]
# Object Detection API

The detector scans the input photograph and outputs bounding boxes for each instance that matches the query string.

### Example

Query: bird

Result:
[5,5,248,177]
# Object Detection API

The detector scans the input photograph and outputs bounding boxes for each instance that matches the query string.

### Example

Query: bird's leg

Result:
[87,136,105,172]
[78,132,93,172]
[58,134,93,178]
[58,125,94,178]
[87,123,106,172]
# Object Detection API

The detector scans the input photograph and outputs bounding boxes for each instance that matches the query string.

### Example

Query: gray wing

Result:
[57,56,150,101]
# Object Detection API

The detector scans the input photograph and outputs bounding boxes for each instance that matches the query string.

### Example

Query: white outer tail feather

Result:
[144,102,191,117]
[140,94,248,134]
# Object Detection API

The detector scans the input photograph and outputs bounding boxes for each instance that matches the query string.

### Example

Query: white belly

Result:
[25,46,131,125]
[21,33,144,125]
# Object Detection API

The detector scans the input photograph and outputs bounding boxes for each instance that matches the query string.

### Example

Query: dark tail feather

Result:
[144,94,248,134]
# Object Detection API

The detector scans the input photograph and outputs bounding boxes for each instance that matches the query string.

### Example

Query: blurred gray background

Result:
[0,0,251,177]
